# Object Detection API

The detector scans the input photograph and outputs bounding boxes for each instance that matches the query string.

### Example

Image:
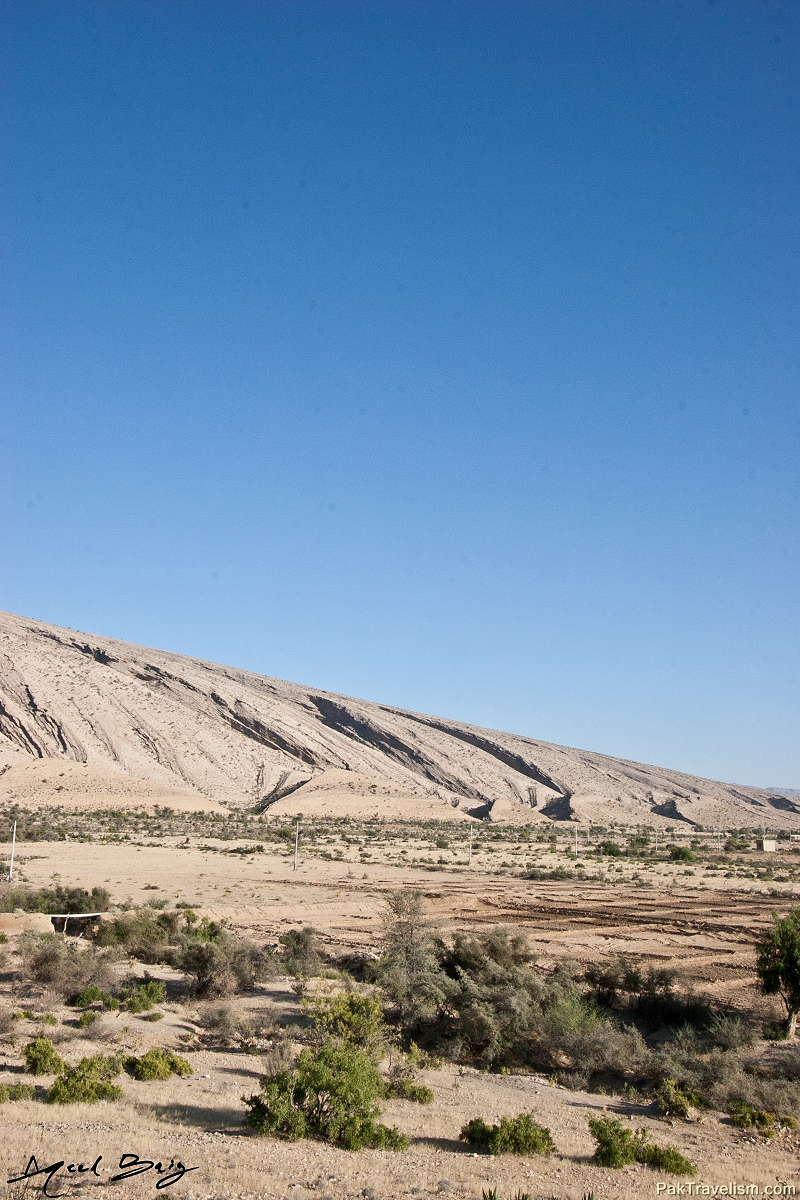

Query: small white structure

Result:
[760,837,777,853]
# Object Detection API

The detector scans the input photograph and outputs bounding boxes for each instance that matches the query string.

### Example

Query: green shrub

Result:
[0,884,110,914]
[0,1083,36,1102]
[123,980,167,1013]
[91,906,183,961]
[460,1113,554,1155]
[71,983,116,1009]
[669,846,695,862]
[78,1010,98,1028]
[588,1116,695,1175]
[728,1100,797,1137]
[588,1116,649,1167]
[656,1078,700,1120]
[124,1048,192,1081]
[598,841,623,857]
[244,1039,407,1150]
[24,1037,65,1075]
[639,1143,698,1175]
[384,1078,434,1103]
[47,1054,123,1104]
[756,908,800,1037]
[308,991,386,1052]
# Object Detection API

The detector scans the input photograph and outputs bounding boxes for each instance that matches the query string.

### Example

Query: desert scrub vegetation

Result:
[123,1047,192,1081]
[0,1006,18,1041]
[90,905,276,996]
[196,1003,256,1049]
[279,926,322,977]
[727,1100,797,1137]
[0,1082,36,1102]
[584,955,713,1031]
[0,883,110,914]
[588,1115,696,1175]
[91,906,185,961]
[23,1036,65,1075]
[19,931,115,1000]
[47,1053,124,1104]
[243,1038,407,1150]
[377,895,649,1081]
[177,926,274,996]
[756,907,800,1037]
[382,1042,436,1103]
[17,1041,192,1103]
[656,1077,701,1120]
[306,990,387,1053]
[121,979,167,1012]
[71,983,119,1010]
[243,986,433,1147]
[460,1113,554,1155]
[372,890,800,1123]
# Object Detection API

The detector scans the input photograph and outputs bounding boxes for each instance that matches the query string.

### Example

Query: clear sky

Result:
[3,1,798,787]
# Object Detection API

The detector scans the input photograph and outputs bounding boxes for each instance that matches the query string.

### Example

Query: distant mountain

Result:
[1,609,797,830]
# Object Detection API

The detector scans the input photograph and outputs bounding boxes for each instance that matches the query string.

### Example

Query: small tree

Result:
[756,909,800,1037]
[377,891,450,1030]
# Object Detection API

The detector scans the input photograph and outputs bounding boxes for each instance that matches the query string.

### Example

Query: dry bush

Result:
[0,1008,17,1042]
[18,934,115,1001]
[278,927,322,977]
[197,1004,239,1047]
[196,1004,280,1052]
[260,1033,296,1079]
[178,931,275,997]
[75,1017,120,1046]
[91,907,182,962]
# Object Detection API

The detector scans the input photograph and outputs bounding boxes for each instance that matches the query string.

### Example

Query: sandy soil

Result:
[1,1056,797,1200]
[0,760,225,814]
[2,830,799,1198]
[10,837,796,991]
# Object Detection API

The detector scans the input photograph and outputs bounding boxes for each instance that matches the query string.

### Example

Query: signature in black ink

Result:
[7,1153,198,1197]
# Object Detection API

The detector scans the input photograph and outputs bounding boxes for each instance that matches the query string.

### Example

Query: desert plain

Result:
[1,612,799,1199]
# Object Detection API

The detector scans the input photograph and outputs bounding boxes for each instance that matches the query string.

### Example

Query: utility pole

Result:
[8,820,16,882]
[468,824,474,866]
[293,816,300,871]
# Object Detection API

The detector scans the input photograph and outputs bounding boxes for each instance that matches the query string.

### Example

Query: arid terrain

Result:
[1,810,800,1199]
[1,613,799,1199]
[0,610,798,831]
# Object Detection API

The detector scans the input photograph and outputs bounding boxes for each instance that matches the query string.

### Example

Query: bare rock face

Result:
[0,609,795,828]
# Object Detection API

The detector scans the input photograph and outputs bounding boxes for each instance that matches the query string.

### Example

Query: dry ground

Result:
[2,822,800,1200]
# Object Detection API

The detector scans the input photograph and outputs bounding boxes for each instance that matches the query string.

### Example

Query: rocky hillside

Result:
[0,610,795,828]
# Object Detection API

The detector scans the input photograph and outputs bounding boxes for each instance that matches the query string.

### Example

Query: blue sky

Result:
[3,1,798,786]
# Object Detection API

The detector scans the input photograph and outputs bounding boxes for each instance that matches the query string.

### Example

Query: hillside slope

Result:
[0,610,795,828]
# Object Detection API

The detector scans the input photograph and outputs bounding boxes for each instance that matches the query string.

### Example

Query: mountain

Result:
[0,610,796,829]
